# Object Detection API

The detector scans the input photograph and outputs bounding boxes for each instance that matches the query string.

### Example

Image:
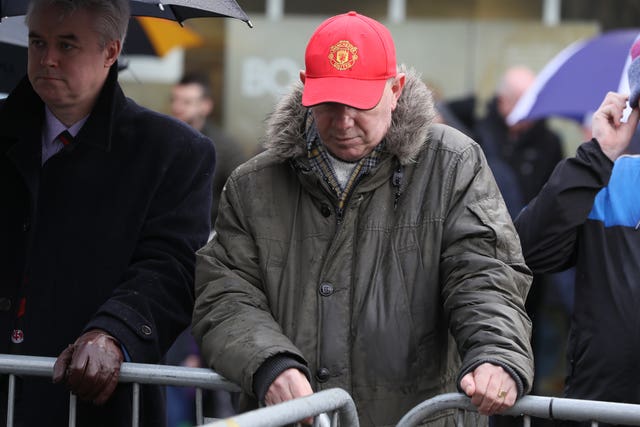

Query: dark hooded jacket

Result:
[515,139,640,406]
[193,69,533,426]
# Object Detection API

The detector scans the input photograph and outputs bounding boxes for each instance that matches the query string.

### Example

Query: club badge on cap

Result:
[329,40,358,71]
[302,11,397,110]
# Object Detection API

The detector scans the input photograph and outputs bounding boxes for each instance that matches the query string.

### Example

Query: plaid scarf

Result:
[305,113,384,212]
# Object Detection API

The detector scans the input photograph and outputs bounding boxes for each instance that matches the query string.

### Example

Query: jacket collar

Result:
[263,66,436,165]
[74,63,124,152]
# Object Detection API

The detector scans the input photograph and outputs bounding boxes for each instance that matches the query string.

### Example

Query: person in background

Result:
[166,73,244,425]
[428,80,477,140]
[0,0,214,425]
[515,84,640,427]
[170,73,247,226]
[475,66,564,217]
[192,11,534,427]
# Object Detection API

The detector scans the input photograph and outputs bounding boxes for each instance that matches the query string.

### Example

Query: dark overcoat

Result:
[0,65,215,426]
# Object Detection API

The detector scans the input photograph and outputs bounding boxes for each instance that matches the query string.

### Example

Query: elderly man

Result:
[0,0,214,425]
[193,11,533,426]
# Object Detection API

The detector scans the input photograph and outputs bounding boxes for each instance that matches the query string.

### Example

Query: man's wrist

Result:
[252,354,310,402]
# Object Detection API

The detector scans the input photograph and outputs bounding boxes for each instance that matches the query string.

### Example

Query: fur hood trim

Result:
[263,66,435,165]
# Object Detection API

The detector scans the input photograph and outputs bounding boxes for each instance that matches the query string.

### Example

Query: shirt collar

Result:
[43,106,89,144]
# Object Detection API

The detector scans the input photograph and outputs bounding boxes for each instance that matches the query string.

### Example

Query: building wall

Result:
[119,2,609,156]
[220,16,595,154]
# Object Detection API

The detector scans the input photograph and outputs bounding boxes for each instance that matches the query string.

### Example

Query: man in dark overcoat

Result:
[0,0,214,425]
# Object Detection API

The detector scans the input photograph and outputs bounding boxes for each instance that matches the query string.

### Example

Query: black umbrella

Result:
[131,0,252,26]
[0,16,25,94]
[0,0,252,27]
[0,42,25,93]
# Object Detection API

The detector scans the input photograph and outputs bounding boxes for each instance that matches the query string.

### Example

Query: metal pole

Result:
[0,355,240,391]
[266,0,284,21]
[543,0,561,26]
[132,383,139,427]
[68,394,77,427]
[7,374,14,427]
[397,393,640,427]
[206,389,359,427]
[387,0,406,24]
[195,387,204,425]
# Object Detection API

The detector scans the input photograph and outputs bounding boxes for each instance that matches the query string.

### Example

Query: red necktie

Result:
[57,130,73,146]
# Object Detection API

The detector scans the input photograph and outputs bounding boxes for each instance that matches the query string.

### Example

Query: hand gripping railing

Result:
[0,353,240,427]
[396,393,640,427]
[202,388,359,427]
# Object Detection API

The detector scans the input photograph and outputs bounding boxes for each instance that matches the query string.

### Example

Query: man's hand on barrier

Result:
[459,362,517,416]
[265,368,314,424]
[52,329,124,405]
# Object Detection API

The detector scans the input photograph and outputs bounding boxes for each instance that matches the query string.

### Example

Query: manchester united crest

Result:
[329,40,358,71]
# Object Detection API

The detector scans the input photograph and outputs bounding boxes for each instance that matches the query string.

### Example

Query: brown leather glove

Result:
[52,329,124,405]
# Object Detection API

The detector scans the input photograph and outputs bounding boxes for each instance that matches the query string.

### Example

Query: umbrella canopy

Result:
[131,0,251,26]
[0,0,252,27]
[0,42,25,93]
[508,29,640,125]
[0,16,26,93]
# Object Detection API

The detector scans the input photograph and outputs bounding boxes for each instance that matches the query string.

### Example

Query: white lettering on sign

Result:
[242,56,300,98]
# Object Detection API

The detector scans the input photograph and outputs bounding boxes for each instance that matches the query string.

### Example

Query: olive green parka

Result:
[192,68,534,426]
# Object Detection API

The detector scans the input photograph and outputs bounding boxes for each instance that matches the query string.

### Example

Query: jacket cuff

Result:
[252,353,310,402]
[580,138,615,166]
[83,299,158,363]
[457,359,526,398]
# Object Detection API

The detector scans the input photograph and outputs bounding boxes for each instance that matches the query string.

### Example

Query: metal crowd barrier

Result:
[0,353,240,427]
[202,388,359,427]
[396,392,640,427]
[4,354,640,427]
[205,392,640,427]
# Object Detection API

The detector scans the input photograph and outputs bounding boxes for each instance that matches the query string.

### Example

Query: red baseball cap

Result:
[302,11,397,110]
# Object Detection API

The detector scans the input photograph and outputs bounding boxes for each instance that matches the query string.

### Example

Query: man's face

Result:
[27,4,119,123]
[170,83,212,130]
[310,75,405,162]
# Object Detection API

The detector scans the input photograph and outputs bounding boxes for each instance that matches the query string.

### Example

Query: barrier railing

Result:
[4,354,640,427]
[202,388,359,427]
[0,354,240,427]
[396,392,640,427]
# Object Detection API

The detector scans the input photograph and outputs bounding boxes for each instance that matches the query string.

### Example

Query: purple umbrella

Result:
[508,29,640,125]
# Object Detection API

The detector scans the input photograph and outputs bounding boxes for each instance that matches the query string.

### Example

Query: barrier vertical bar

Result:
[132,383,140,427]
[195,387,203,425]
[7,374,15,427]
[68,393,77,427]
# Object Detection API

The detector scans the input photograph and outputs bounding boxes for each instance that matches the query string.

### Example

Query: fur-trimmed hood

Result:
[263,66,435,165]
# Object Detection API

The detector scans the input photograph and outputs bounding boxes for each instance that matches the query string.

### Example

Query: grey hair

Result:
[26,0,130,48]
